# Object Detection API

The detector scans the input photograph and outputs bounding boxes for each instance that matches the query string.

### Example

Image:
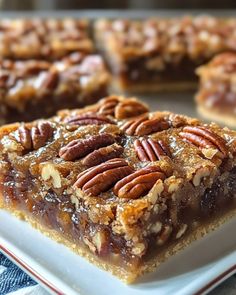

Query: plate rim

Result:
[0,234,235,295]
[0,243,63,295]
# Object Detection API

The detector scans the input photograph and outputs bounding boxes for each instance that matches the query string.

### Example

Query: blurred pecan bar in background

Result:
[0,18,93,60]
[95,16,236,92]
[0,95,235,283]
[196,52,236,128]
[0,53,110,124]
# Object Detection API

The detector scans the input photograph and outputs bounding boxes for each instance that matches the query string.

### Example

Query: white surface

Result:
[0,210,235,295]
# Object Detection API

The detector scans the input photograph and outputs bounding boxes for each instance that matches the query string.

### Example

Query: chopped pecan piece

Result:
[98,96,149,119]
[64,113,114,126]
[18,121,54,150]
[134,138,171,161]
[82,143,123,167]
[91,230,109,255]
[59,133,115,161]
[74,158,133,196]
[113,166,167,199]
[179,126,228,158]
[121,114,170,136]
[156,225,173,246]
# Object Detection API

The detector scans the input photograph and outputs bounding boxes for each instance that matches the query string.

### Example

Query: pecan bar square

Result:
[95,16,236,92]
[196,52,236,128]
[0,18,93,60]
[0,95,235,283]
[0,53,110,125]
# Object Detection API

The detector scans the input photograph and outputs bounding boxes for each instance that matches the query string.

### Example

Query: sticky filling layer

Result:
[1,163,235,273]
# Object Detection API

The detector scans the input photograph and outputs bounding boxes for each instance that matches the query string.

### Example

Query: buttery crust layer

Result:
[198,105,236,129]
[111,79,197,93]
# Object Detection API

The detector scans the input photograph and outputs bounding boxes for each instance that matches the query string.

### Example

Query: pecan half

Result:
[98,96,120,116]
[114,99,149,119]
[18,121,54,150]
[113,166,167,199]
[64,113,114,126]
[134,138,171,161]
[74,158,133,196]
[82,143,124,167]
[98,96,149,119]
[179,126,228,158]
[121,114,170,136]
[59,133,115,161]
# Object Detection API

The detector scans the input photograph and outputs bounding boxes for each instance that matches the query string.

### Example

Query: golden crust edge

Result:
[111,78,197,93]
[197,105,236,129]
[1,195,236,284]
[0,198,135,283]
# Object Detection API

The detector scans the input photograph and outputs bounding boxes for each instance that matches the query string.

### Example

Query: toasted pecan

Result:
[134,138,171,161]
[98,96,149,119]
[121,114,170,136]
[98,96,120,116]
[74,158,133,196]
[59,133,115,161]
[114,166,166,199]
[64,113,114,126]
[179,126,228,158]
[82,143,123,167]
[114,99,149,119]
[18,121,54,150]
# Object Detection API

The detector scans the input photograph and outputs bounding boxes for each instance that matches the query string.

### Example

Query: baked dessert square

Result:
[95,16,236,92]
[196,52,236,128]
[0,18,93,60]
[0,95,235,283]
[0,53,110,125]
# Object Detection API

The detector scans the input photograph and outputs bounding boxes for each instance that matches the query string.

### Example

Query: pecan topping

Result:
[98,96,149,119]
[121,114,170,136]
[18,122,54,150]
[65,113,114,126]
[59,133,115,161]
[98,97,120,116]
[134,138,171,161]
[114,100,149,119]
[82,143,124,167]
[179,126,228,158]
[74,158,133,196]
[113,166,167,199]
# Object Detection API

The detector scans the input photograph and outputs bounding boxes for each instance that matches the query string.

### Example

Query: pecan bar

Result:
[196,52,236,128]
[0,18,93,60]
[0,53,110,125]
[95,16,236,92]
[0,95,235,283]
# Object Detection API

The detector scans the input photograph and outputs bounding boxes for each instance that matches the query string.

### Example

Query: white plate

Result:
[0,210,235,295]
